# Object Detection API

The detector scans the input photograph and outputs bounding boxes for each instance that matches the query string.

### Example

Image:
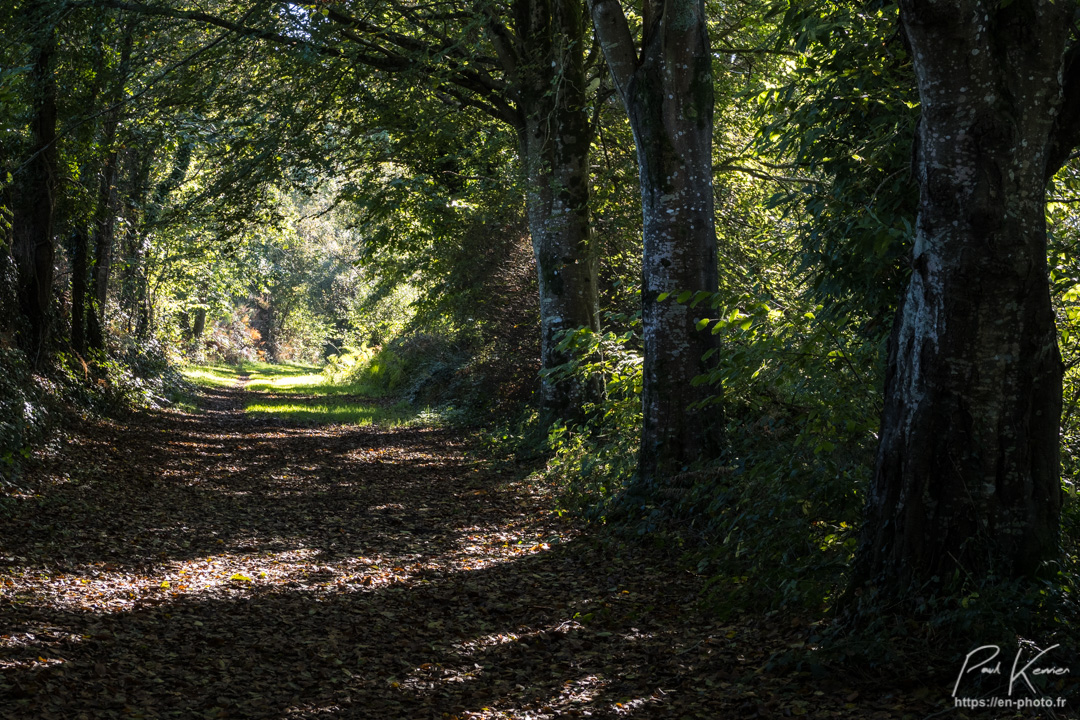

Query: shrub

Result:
[541,322,642,512]
[540,294,884,613]
[0,346,45,483]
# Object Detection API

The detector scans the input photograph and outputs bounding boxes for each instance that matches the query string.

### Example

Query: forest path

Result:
[2,377,930,719]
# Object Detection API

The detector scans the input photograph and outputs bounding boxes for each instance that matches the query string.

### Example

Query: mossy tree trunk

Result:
[511,0,601,418]
[589,0,723,489]
[852,0,1080,596]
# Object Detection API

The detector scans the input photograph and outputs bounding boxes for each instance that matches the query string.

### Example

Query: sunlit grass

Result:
[242,361,394,398]
[181,364,244,389]
[245,397,415,426]
[180,361,427,426]
[242,362,326,393]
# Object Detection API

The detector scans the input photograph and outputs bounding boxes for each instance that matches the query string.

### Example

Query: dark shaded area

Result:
[0,383,976,718]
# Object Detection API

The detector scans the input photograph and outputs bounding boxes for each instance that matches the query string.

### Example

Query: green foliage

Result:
[541,323,643,511]
[654,289,882,611]
[1050,161,1080,491]
[756,0,917,318]
[1,339,186,482]
[323,333,494,417]
[52,342,186,416]
[323,344,408,398]
[824,558,1080,667]
[540,287,885,612]
[0,346,44,482]
[347,282,418,349]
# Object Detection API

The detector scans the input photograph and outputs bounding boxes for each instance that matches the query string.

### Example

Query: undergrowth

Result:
[1,340,187,483]
[537,288,1080,662]
[538,295,879,615]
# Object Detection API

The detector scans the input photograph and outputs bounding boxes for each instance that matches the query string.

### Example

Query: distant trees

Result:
[115,0,603,415]
[3,1,200,361]
[315,0,608,418]
[2,0,352,363]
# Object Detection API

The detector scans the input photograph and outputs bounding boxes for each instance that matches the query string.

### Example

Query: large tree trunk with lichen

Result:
[851,0,1078,596]
[590,0,722,489]
[511,0,601,419]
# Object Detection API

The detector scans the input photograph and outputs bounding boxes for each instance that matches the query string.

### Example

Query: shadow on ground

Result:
[1,382,960,718]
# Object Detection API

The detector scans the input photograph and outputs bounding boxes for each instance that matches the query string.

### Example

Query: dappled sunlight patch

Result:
[244,397,415,426]
[1,550,324,614]
[449,526,562,573]
[2,516,576,621]
[452,621,584,658]
[1,362,946,720]
[609,694,662,715]
[399,660,483,693]
[244,372,326,394]
[554,675,609,710]
[180,365,244,389]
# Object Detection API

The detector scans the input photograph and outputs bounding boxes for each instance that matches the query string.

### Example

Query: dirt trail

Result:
[1,381,938,719]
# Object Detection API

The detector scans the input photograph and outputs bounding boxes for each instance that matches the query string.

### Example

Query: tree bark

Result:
[71,228,89,354]
[852,0,1076,594]
[87,25,133,353]
[86,146,119,352]
[513,0,601,417]
[11,15,58,368]
[589,0,722,488]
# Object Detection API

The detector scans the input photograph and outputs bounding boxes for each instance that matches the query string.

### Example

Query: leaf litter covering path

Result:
[3,381,949,719]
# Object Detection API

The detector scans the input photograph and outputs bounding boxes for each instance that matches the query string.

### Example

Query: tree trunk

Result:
[117,146,154,334]
[514,0,601,418]
[87,146,120,352]
[71,228,89,354]
[589,0,723,488]
[852,0,1075,594]
[11,16,58,368]
[87,25,134,352]
[192,307,207,338]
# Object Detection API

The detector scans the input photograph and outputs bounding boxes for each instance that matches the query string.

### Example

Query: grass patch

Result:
[180,361,426,426]
[246,361,424,426]
[243,362,326,393]
[244,398,416,426]
[180,364,245,389]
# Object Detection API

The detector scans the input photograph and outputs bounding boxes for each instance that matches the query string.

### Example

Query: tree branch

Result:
[435,85,518,126]
[482,5,520,79]
[81,0,346,58]
[587,0,637,102]
[86,0,517,127]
